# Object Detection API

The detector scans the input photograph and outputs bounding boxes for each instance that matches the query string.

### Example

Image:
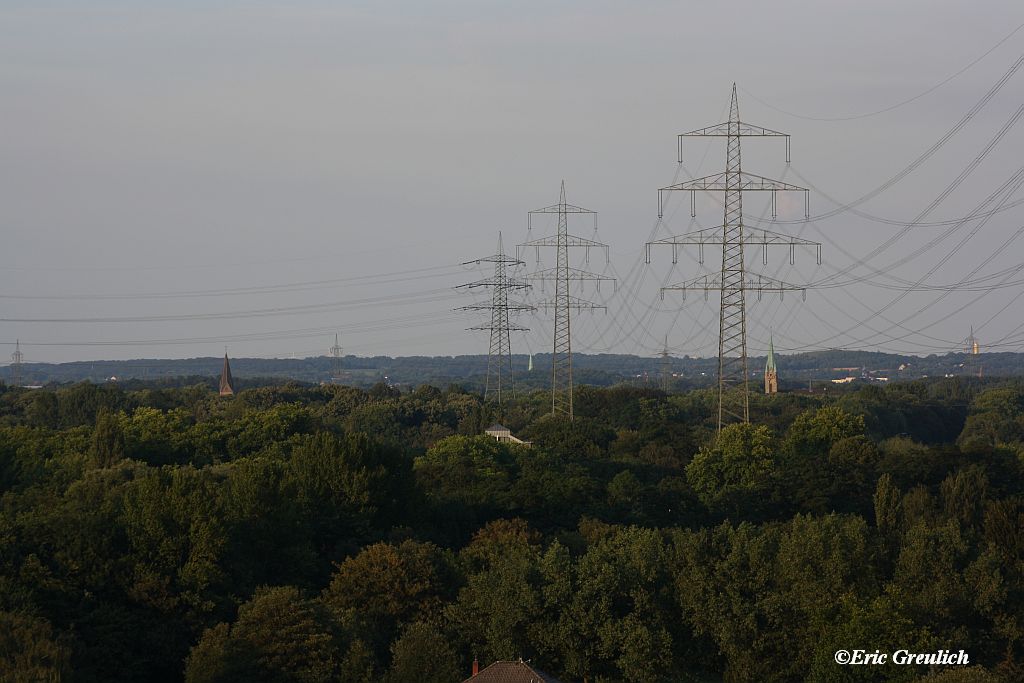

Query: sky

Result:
[2,0,1024,364]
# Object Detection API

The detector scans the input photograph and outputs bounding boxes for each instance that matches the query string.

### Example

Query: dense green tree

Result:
[447,520,544,664]
[0,611,73,683]
[685,422,777,516]
[382,621,461,683]
[413,435,517,512]
[322,540,453,657]
[90,408,126,468]
[25,391,59,430]
[185,586,352,683]
[958,387,1024,450]
[780,406,865,513]
[676,514,875,682]
[807,596,937,682]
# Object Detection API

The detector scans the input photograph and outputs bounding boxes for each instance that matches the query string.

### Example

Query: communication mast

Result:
[647,84,820,431]
[457,233,533,409]
[519,182,615,420]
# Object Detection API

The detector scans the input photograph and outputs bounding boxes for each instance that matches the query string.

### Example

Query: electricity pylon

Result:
[965,326,979,355]
[659,336,672,392]
[519,181,614,420]
[647,84,820,431]
[964,327,982,378]
[10,340,23,386]
[329,333,343,383]
[457,233,533,409]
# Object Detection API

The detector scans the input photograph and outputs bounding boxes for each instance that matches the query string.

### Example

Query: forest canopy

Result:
[0,376,1022,682]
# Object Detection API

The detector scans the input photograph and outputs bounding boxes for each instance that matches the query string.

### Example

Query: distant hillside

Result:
[8,350,1021,390]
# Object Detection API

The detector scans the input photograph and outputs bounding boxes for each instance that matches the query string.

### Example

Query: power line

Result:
[0,263,466,301]
[0,286,465,324]
[739,22,1024,122]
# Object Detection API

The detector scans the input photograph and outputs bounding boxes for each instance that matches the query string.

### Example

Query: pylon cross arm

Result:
[518,234,608,249]
[459,302,535,312]
[660,172,806,193]
[533,295,606,312]
[678,121,788,137]
[649,227,819,247]
[525,266,615,282]
[461,255,526,266]
[457,278,531,289]
[529,203,595,214]
[468,324,531,332]
[662,272,807,292]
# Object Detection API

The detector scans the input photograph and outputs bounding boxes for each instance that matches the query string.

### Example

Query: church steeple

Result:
[764,333,778,395]
[219,352,235,396]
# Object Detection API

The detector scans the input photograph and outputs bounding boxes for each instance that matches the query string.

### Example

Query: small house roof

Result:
[464,659,563,683]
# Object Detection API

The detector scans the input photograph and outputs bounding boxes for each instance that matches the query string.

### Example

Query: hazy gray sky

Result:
[2,1,1023,363]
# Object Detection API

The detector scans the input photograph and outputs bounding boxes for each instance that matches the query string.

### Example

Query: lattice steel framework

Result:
[519,182,614,420]
[659,335,672,392]
[329,333,343,383]
[963,327,982,378]
[647,85,820,430]
[10,339,22,387]
[457,233,533,408]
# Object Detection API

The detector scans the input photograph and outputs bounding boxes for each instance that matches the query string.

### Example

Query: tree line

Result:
[0,376,1022,681]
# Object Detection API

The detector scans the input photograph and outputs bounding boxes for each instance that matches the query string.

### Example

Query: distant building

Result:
[485,424,530,446]
[219,354,235,396]
[463,658,563,683]
[764,334,778,395]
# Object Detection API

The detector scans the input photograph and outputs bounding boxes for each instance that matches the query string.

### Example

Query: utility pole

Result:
[519,182,614,420]
[647,84,820,431]
[10,340,23,387]
[330,333,343,383]
[457,233,533,410]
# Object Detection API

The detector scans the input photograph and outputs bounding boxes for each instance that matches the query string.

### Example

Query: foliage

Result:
[0,379,1022,681]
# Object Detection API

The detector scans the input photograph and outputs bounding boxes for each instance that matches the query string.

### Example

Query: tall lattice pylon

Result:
[963,326,982,378]
[329,333,343,383]
[519,182,614,420]
[647,85,820,430]
[10,339,23,387]
[659,335,672,392]
[457,233,533,409]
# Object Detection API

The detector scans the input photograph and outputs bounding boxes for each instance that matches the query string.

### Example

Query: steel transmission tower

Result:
[519,182,614,420]
[964,327,982,378]
[330,333,343,383]
[659,336,672,392]
[10,340,23,386]
[457,233,533,408]
[647,85,820,430]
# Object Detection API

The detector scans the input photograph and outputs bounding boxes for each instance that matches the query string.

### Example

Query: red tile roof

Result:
[463,659,563,683]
